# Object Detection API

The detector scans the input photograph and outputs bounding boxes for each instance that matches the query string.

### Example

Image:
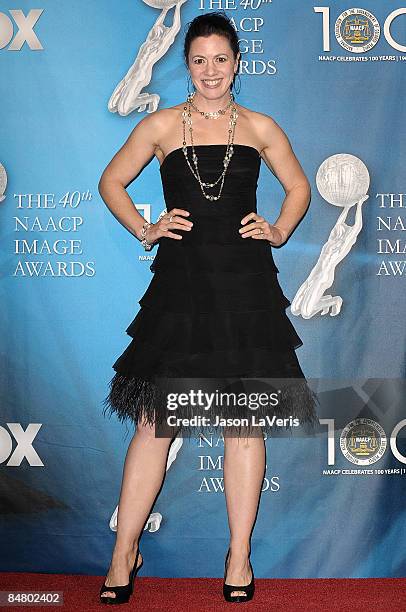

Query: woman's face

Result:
[188,34,240,101]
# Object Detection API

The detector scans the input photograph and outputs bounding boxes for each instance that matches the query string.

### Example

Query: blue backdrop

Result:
[1,0,406,578]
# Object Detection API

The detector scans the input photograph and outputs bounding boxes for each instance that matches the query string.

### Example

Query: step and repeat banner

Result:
[1,1,405,579]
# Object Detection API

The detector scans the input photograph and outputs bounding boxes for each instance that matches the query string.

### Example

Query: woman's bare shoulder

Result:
[234,104,286,153]
[137,104,184,144]
[137,105,182,130]
[239,106,289,154]
[246,106,285,134]
[152,102,186,120]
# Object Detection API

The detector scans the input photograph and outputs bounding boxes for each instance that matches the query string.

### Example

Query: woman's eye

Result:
[193,57,227,64]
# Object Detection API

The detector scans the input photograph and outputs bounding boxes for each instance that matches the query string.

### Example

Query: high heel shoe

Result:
[223,549,255,603]
[99,549,143,605]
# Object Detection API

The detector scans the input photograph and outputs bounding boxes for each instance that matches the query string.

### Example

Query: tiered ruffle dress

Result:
[102,144,319,437]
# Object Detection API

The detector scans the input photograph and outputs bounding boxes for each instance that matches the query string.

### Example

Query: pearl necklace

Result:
[181,93,238,202]
[188,90,234,119]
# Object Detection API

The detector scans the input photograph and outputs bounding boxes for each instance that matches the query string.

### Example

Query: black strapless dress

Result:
[102,144,319,436]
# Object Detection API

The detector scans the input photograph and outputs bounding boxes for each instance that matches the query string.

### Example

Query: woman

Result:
[98,11,318,605]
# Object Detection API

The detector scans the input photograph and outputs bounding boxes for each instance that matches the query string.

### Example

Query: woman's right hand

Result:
[143,208,193,244]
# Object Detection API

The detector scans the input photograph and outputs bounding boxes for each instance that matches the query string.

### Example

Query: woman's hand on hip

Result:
[239,213,288,246]
[146,208,193,243]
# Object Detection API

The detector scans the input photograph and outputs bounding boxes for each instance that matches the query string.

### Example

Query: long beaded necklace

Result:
[181,92,238,202]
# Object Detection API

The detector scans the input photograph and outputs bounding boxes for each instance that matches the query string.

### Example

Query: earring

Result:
[232,73,241,95]
[187,74,195,95]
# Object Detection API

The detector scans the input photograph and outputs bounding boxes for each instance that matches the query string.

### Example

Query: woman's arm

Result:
[98,112,162,240]
[255,113,311,243]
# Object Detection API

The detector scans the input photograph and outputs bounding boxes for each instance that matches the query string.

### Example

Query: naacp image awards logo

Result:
[340,418,387,466]
[335,8,380,53]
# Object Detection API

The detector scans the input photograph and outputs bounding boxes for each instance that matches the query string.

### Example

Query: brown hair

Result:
[183,11,240,68]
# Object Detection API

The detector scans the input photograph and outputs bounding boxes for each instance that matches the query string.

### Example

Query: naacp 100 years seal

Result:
[335,8,380,53]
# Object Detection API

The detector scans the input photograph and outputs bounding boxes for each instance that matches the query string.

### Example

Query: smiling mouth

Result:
[202,79,222,87]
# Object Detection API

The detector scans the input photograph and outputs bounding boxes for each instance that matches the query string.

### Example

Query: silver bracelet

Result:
[140,221,154,251]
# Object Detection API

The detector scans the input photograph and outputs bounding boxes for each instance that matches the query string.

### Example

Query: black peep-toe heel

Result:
[99,549,143,605]
[223,549,255,603]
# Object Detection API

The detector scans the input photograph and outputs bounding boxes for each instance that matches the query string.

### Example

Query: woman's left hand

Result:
[239,213,287,246]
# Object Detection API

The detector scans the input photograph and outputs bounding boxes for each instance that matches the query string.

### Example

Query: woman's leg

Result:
[223,432,266,598]
[101,420,176,599]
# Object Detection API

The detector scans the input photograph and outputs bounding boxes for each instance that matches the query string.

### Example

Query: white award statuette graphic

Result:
[109,435,183,533]
[108,0,188,116]
[0,163,7,202]
[291,154,370,319]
